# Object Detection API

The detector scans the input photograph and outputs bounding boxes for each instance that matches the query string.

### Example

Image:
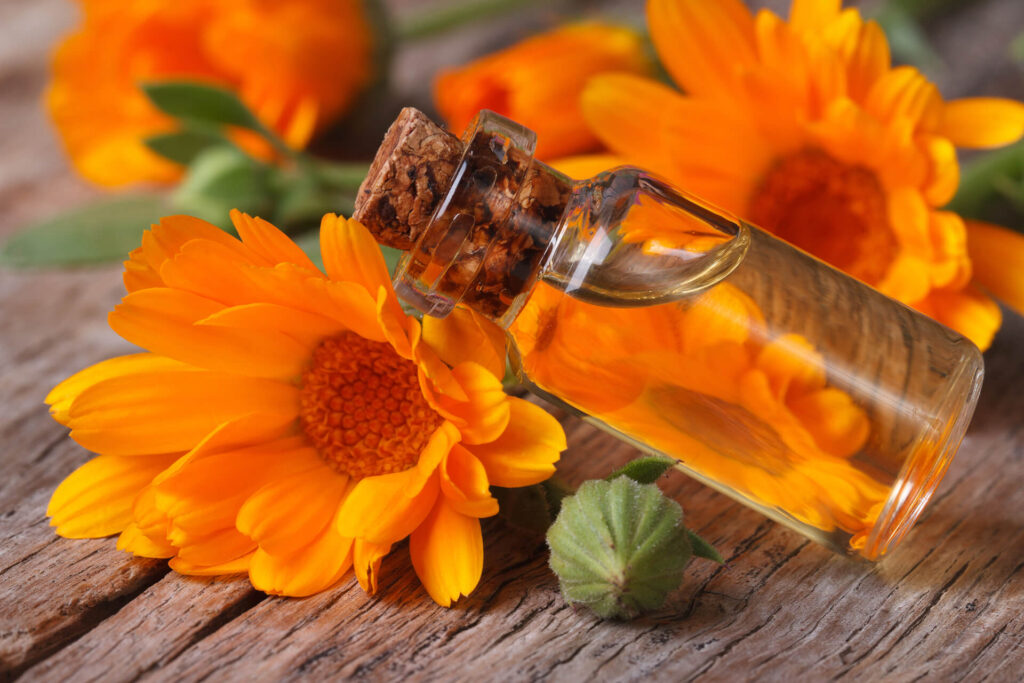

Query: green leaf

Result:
[145,129,230,166]
[686,529,724,564]
[142,81,261,131]
[172,147,273,228]
[606,455,676,484]
[0,196,168,267]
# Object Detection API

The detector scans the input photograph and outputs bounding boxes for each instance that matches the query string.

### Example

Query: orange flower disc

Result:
[748,149,896,285]
[300,332,443,479]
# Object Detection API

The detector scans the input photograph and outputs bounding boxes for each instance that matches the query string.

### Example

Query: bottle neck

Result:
[390,111,749,328]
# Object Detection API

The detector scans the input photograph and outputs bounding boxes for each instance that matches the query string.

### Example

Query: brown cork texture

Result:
[353,107,463,249]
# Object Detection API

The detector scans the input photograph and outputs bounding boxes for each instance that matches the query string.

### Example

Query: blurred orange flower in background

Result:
[48,0,375,187]
[581,0,1024,350]
[46,211,565,605]
[434,23,650,159]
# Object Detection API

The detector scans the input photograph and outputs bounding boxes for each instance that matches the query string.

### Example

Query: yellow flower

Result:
[46,211,565,605]
[434,23,650,159]
[581,0,1024,350]
[48,0,375,187]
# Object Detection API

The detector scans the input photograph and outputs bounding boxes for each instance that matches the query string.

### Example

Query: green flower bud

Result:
[546,477,691,620]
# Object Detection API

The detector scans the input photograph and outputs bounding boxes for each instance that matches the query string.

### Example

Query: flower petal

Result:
[354,539,392,594]
[109,288,311,380]
[647,0,757,100]
[467,397,564,488]
[66,370,299,456]
[965,220,1024,317]
[320,214,392,295]
[48,453,178,538]
[422,306,507,380]
[915,285,1002,351]
[230,210,321,273]
[117,521,175,558]
[410,496,483,607]
[439,445,499,518]
[170,553,253,576]
[337,470,441,545]
[237,464,349,556]
[940,98,1024,149]
[46,353,186,426]
[249,526,354,597]
[428,362,510,445]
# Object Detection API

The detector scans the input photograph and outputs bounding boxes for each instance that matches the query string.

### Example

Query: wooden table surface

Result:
[2,1,1023,680]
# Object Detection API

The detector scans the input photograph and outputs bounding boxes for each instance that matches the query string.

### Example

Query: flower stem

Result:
[395,0,543,42]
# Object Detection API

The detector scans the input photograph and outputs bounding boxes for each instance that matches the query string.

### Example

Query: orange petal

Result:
[916,285,1002,351]
[47,353,186,426]
[48,453,178,538]
[410,497,483,607]
[248,526,354,597]
[422,306,507,380]
[788,388,871,458]
[197,302,346,350]
[320,214,392,295]
[789,0,841,33]
[66,370,299,456]
[920,135,959,207]
[237,464,349,556]
[940,98,1024,149]
[117,522,175,558]
[109,288,311,380]
[755,333,826,401]
[468,397,564,488]
[439,445,499,518]
[845,20,890,103]
[230,210,321,273]
[354,539,392,594]
[430,363,510,445]
[170,553,253,576]
[965,220,1024,317]
[336,469,441,545]
[647,0,757,100]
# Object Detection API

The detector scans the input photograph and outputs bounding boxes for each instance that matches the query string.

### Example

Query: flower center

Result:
[299,332,442,479]
[747,149,896,285]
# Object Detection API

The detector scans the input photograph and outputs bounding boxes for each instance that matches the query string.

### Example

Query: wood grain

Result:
[1,0,1023,680]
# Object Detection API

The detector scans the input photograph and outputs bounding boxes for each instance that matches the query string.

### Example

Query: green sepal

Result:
[0,195,168,267]
[606,455,676,484]
[142,81,262,131]
[686,529,724,564]
[547,477,691,620]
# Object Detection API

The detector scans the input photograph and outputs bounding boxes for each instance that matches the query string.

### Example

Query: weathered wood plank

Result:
[1,0,1023,679]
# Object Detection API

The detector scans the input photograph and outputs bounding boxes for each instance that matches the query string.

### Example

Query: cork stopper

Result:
[353,108,464,250]
[355,107,574,323]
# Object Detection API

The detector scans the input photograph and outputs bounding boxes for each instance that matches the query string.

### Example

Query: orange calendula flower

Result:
[510,281,885,547]
[435,23,650,160]
[48,0,375,186]
[581,0,1024,350]
[46,211,565,605]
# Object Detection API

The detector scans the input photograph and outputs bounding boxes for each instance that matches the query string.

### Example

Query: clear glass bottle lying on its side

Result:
[354,108,983,560]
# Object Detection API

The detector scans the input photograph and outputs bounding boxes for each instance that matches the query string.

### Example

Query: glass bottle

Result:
[358,110,983,560]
